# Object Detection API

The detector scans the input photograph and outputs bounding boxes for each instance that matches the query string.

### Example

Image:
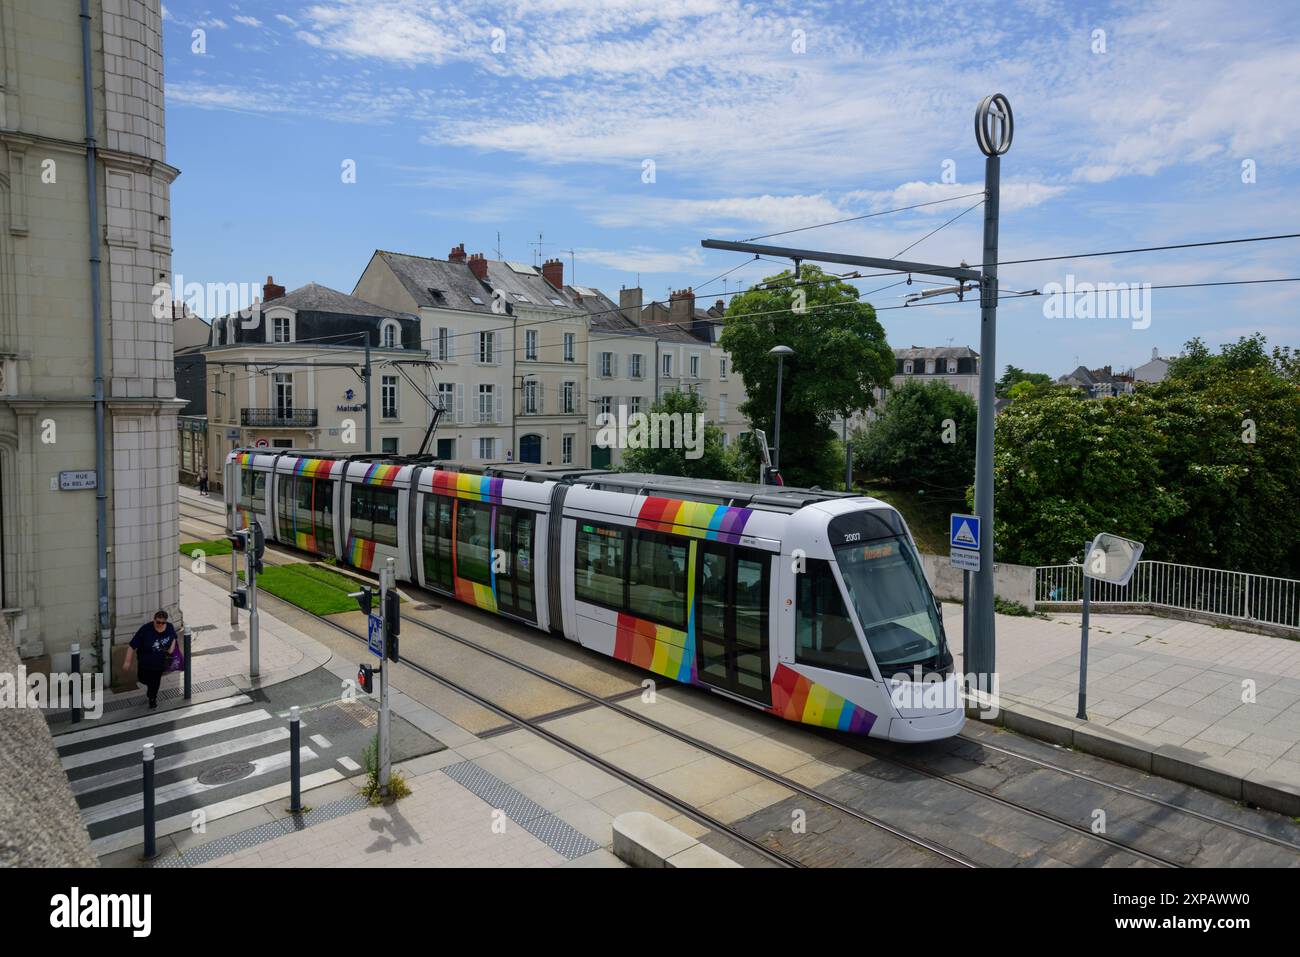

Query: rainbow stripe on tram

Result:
[769,665,876,734]
[428,470,505,503]
[359,463,403,486]
[636,496,753,544]
[294,457,341,478]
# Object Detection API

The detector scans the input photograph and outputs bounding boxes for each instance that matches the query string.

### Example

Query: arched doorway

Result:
[519,434,542,464]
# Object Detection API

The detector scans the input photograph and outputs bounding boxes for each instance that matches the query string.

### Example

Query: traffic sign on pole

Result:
[950,513,981,572]
[367,613,383,659]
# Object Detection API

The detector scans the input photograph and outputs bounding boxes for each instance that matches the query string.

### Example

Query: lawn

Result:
[179,539,233,557]
[236,562,368,616]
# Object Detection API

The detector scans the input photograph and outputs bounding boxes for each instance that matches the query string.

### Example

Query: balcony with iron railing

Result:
[241,407,318,428]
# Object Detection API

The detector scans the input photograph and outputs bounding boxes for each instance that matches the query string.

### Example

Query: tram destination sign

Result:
[58,470,98,491]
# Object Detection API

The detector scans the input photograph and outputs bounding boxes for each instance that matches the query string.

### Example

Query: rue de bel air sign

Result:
[58,470,98,491]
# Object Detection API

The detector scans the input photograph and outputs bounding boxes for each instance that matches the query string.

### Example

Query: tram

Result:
[224,449,964,742]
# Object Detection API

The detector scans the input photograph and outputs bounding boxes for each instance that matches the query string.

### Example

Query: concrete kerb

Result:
[612,812,742,868]
[964,694,1300,817]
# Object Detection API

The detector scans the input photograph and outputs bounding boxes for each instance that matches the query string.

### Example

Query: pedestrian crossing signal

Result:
[230,587,248,610]
[229,530,248,552]
[357,663,374,694]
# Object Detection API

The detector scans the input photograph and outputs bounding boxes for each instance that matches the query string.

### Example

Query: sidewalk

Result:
[77,554,622,868]
[945,603,1300,814]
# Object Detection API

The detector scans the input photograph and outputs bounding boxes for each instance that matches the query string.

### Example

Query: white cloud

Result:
[579,245,706,273]
[234,15,263,28]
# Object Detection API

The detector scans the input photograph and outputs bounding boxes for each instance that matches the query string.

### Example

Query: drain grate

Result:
[442,760,599,860]
[189,624,219,633]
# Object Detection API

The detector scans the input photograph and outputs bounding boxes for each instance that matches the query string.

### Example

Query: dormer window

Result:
[380,318,402,349]
[947,359,958,374]
[926,359,936,374]
[903,360,913,374]
[272,316,290,343]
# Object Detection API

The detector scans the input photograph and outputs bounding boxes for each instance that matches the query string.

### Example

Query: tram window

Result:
[350,485,399,547]
[278,475,294,540]
[627,531,687,629]
[313,480,335,552]
[243,470,266,513]
[422,495,454,590]
[456,500,492,585]
[575,523,625,610]
[796,560,871,676]
[734,555,768,693]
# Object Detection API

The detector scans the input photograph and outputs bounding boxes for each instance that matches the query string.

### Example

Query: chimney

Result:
[710,298,725,318]
[467,253,488,281]
[669,287,695,327]
[263,275,285,302]
[1151,346,1159,360]
[448,243,467,263]
[620,286,643,325]
[541,258,564,290]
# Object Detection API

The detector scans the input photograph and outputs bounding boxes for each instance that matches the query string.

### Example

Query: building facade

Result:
[201,280,432,483]
[0,0,181,662]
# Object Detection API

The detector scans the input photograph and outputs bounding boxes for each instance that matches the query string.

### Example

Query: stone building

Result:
[0,0,181,664]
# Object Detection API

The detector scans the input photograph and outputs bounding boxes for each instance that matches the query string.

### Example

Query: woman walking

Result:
[123,610,177,709]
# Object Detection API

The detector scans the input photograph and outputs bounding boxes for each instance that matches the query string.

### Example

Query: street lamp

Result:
[769,345,794,480]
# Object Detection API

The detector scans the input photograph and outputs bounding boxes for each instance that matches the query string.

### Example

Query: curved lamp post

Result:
[769,345,794,476]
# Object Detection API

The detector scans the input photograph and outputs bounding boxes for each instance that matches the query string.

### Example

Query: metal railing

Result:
[1035,560,1300,630]
[241,407,318,427]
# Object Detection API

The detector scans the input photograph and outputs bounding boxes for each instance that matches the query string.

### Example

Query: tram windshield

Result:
[833,535,950,674]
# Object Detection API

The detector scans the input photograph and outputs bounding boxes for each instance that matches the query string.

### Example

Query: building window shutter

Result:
[611,354,619,378]
[538,383,545,414]
[455,383,464,423]
[494,390,503,423]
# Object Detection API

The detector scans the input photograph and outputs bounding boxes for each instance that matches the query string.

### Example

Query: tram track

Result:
[179,504,1300,868]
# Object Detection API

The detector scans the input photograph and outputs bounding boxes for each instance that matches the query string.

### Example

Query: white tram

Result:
[224,450,964,742]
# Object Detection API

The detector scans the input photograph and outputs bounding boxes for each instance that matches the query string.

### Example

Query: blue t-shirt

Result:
[130,623,177,671]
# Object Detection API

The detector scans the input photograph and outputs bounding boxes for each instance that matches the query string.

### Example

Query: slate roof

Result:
[373,250,585,314]
[895,345,980,361]
[266,282,411,319]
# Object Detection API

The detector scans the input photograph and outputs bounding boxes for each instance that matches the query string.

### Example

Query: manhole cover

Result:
[198,761,256,786]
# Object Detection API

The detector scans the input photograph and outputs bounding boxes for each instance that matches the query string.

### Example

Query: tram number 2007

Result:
[841,532,862,543]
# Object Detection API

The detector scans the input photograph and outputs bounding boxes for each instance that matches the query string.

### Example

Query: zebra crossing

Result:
[55,691,357,856]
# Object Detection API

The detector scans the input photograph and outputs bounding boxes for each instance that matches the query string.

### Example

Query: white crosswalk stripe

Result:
[55,694,348,851]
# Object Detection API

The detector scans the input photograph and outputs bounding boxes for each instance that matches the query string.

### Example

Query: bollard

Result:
[141,743,157,861]
[70,643,82,724]
[288,706,302,813]
[182,626,192,700]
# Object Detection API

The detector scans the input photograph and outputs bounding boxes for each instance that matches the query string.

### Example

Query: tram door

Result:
[494,508,536,622]
[696,544,771,704]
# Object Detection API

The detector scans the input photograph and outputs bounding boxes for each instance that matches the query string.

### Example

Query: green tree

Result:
[996,364,1052,396]
[617,389,731,480]
[855,379,978,493]
[722,265,894,488]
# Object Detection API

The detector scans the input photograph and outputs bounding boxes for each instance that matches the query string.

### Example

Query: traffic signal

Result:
[251,520,266,573]
[348,586,373,616]
[357,663,374,694]
[384,590,400,662]
[229,529,248,553]
[230,586,248,610]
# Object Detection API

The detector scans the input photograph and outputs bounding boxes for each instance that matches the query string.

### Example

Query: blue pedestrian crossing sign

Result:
[367,613,384,658]
[950,514,981,551]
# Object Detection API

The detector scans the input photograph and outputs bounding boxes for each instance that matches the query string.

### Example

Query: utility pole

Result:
[969,93,1014,689]
[363,333,372,453]
[699,93,1013,689]
[378,557,393,795]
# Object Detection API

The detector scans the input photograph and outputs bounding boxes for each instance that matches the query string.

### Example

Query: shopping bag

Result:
[166,640,184,673]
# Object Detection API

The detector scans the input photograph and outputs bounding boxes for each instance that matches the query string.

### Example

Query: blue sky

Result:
[162,0,1300,378]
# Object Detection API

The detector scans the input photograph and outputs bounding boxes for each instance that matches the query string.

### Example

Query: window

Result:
[436,437,455,459]
[627,531,687,628]
[436,327,452,361]
[478,331,495,364]
[689,354,700,378]
[627,396,641,415]
[926,359,936,373]
[525,329,538,360]
[718,394,727,422]
[562,434,574,463]
[422,494,454,591]
[719,357,727,380]
[477,437,496,459]
[562,381,576,414]
[903,360,914,374]
[575,523,625,609]
[273,373,293,416]
[598,396,612,419]
[243,469,266,513]
[523,380,539,414]
[600,352,613,378]
[349,484,398,547]
[455,500,493,584]
[437,383,454,416]
[796,560,870,675]
[381,437,398,454]
[563,333,575,362]
[381,375,398,419]
[835,536,947,673]
[947,359,958,374]
[478,384,495,423]
[382,323,397,348]
[272,316,290,343]
[629,354,643,379]
[662,353,673,377]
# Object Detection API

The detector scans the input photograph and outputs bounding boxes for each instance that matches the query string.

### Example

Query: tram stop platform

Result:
[944,603,1300,816]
